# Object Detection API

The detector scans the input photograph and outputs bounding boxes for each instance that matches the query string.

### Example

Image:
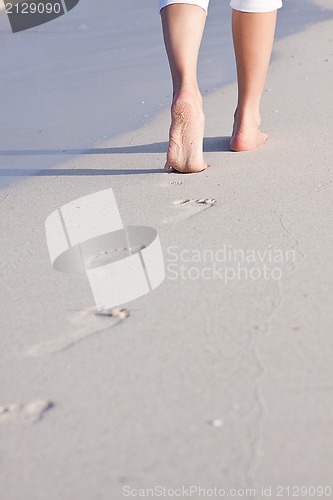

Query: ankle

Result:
[173,84,202,103]
[234,105,261,130]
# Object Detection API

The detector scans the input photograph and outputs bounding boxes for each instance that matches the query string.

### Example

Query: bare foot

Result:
[230,109,268,152]
[165,89,207,173]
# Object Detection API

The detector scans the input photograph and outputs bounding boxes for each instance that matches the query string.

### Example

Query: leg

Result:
[230,9,277,152]
[160,4,208,173]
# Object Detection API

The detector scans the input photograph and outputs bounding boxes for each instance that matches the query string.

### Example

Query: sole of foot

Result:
[165,91,208,174]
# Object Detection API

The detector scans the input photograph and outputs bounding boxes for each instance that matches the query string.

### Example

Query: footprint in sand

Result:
[159,179,185,187]
[0,400,54,425]
[26,307,130,357]
[162,198,216,224]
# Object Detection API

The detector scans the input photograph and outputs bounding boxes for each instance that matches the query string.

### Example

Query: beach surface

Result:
[1,1,333,499]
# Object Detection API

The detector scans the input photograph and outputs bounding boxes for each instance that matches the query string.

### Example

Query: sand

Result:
[0,0,333,499]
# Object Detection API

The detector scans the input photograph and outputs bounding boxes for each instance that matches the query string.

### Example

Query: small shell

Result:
[97,307,130,319]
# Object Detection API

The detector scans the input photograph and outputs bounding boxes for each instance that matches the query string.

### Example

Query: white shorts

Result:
[159,0,283,14]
